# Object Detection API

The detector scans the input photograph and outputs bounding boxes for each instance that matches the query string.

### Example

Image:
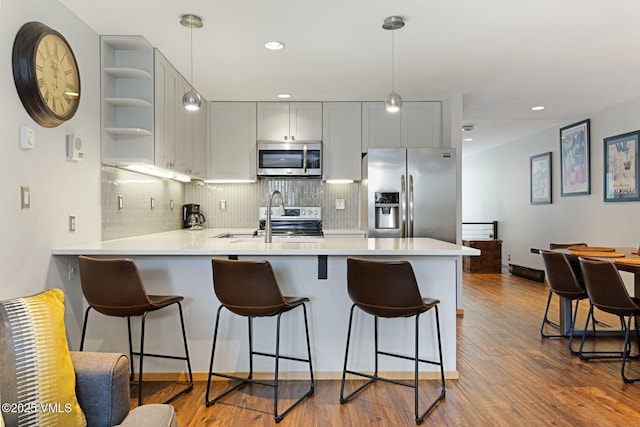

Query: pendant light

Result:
[382,16,405,113]
[180,14,203,111]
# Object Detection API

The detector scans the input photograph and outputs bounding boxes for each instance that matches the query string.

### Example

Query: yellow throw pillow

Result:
[0,289,86,426]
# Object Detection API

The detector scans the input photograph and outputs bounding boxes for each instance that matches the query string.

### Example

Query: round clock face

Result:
[12,22,81,128]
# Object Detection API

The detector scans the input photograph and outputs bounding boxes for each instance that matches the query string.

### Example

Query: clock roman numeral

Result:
[38,78,45,88]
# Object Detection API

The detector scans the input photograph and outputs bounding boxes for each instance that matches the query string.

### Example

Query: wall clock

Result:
[12,22,81,128]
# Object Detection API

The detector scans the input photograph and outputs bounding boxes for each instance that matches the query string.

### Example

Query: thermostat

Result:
[66,134,84,161]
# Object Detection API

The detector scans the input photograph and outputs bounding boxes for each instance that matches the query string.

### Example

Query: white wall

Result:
[0,0,101,299]
[462,96,640,272]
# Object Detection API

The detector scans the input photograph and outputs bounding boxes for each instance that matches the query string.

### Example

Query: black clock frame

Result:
[12,21,81,128]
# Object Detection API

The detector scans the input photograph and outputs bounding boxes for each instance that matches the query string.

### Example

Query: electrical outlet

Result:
[335,199,346,210]
[69,215,76,232]
[220,200,227,211]
[507,253,511,262]
[68,261,78,281]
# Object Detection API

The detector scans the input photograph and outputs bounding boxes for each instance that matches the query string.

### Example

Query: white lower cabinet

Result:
[209,102,257,181]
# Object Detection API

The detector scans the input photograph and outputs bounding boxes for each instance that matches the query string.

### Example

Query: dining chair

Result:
[539,250,591,354]
[78,255,193,406]
[579,257,640,382]
[340,258,445,425]
[206,258,314,423]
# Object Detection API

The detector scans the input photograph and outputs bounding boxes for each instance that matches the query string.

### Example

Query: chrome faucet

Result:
[265,190,285,243]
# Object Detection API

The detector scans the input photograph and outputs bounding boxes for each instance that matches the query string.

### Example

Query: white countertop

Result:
[52,229,480,257]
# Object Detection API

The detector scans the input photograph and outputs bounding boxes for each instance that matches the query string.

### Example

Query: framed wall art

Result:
[604,130,640,202]
[560,119,590,196]
[531,152,552,205]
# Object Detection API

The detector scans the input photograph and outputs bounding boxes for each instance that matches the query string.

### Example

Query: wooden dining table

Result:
[545,246,640,336]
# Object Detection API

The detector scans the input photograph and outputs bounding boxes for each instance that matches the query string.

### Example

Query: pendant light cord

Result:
[391,29,395,93]
[190,22,194,89]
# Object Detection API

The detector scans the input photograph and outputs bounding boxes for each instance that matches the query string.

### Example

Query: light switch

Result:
[21,186,30,209]
[220,200,227,211]
[69,215,76,232]
[117,194,124,211]
[335,199,346,210]
[150,197,155,210]
[19,126,35,150]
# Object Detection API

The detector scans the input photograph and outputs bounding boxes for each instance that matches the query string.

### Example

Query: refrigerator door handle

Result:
[409,174,414,237]
[401,174,406,238]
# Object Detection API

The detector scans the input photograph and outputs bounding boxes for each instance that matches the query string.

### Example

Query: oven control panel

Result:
[259,206,322,220]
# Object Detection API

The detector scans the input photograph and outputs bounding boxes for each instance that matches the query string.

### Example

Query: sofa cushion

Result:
[0,289,86,426]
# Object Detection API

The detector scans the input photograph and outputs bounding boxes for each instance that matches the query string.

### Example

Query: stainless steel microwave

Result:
[257,141,322,177]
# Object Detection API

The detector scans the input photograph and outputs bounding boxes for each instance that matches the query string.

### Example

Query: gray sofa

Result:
[70,351,178,427]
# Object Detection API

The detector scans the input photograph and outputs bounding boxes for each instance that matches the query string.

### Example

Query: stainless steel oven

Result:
[257,206,323,237]
[257,141,322,177]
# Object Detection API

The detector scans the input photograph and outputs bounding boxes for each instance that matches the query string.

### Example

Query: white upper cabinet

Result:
[101,37,207,180]
[154,50,179,170]
[322,102,362,181]
[362,102,401,150]
[257,102,322,141]
[402,102,442,148]
[155,50,207,177]
[209,102,257,181]
[362,101,442,151]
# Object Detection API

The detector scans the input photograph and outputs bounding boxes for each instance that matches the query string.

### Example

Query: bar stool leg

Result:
[127,317,135,382]
[137,313,148,406]
[79,306,92,351]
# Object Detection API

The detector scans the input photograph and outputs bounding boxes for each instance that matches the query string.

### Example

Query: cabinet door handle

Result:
[284,135,288,141]
[292,135,296,141]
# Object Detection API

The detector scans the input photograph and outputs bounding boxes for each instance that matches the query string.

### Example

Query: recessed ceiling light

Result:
[531,105,545,111]
[264,41,285,50]
[277,93,291,99]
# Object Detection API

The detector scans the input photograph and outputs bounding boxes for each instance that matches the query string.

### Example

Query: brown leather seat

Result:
[549,242,587,285]
[579,257,640,382]
[78,255,193,406]
[340,258,445,425]
[206,258,314,423]
[539,250,590,354]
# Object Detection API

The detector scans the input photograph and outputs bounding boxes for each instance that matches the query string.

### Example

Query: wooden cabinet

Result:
[257,102,322,141]
[463,240,502,273]
[362,101,442,152]
[100,36,155,164]
[322,102,361,181]
[209,102,257,181]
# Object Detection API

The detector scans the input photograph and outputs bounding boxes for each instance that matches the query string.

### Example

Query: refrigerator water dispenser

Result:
[374,192,399,229]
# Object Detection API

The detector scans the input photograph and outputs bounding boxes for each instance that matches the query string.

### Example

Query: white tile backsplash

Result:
[102,166,184,240]
[102,170,360,238]
[186,179,360,230]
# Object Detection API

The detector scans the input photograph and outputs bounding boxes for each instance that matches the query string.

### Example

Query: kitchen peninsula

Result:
[51,230,478,379]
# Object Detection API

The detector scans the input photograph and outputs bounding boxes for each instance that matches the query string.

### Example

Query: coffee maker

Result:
[183,204,206,229]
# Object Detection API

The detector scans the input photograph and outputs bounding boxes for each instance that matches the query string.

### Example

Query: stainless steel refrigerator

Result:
[364,148,456,242]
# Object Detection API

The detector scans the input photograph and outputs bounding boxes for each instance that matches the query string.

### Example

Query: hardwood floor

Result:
[133,272,640,426]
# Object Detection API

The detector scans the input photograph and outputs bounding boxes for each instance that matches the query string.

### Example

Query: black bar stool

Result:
[78,255,193,406]
[206,258,314,423]
[340,257,445,425]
